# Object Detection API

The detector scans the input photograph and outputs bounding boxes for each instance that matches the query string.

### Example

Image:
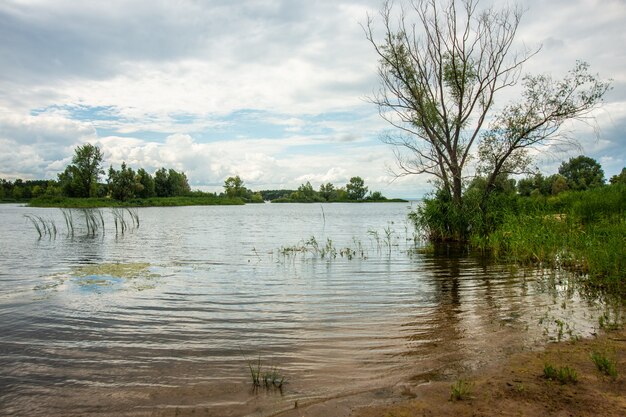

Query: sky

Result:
[0,0,624,198]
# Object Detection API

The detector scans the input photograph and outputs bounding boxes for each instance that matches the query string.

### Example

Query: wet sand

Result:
[275,327,626,417]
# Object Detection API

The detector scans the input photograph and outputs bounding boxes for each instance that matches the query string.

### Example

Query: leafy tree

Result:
[558,155,605,191]
[368,191,386,201]
[153,167,190,197]
[609,168,626,185]
[168,169,190,196]
[58,143,104,197]
[346,176,368,200]
[108,163,142,201]
[550,174,569,195]
[136,168,155,198]
[224,175,246,198]
[319,182,337,201]
[154,168,170,197]
[366,0,609,240]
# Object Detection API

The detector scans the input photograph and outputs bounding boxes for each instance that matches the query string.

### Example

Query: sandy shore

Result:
[274,327,625,417]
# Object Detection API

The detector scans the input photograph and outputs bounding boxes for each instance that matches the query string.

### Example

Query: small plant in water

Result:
[450,379,472,401]
[591,351,618,380]
[247,356,262,387]
[242,353,286,390]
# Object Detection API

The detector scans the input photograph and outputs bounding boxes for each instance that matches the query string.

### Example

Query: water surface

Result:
[0,203,606,416]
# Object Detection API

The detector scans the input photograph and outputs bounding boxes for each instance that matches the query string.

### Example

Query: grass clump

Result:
[591,351,618,380]
[450,379,473,401]
[243,354,285,390]
[543,363,578,384]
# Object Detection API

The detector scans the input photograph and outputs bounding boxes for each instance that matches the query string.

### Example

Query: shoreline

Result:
[285,327,626,417]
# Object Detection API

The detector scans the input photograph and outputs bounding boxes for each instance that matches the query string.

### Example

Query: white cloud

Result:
[0,0,624,196]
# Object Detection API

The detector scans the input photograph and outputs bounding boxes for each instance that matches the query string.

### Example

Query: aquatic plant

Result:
[248,355,262,387]
[111,207,127,234]
[80,208,103,236]
[60,208,75,237]
[241,353,285,389]
[24,214,57,239]
[126,207,140,228]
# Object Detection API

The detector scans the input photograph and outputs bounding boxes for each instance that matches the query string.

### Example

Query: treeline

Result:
[2,144,403,205]
[0,144,222,205]
[261,177,399,203]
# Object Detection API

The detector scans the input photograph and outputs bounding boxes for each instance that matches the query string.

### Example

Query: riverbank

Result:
[273,327,625,417]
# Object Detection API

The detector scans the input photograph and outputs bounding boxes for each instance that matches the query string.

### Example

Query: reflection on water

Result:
[0,203,613,416]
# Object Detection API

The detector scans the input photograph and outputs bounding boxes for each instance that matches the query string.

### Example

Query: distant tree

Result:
[319,182,337,201]
[609,168,626,185]
[368,191,386,201]
[136,168,155,198]
[550,174,569,195]
[558,155,605,191]
[224,175,246,198]
[168,169,190,196]
[58,143,104,197]
[154,168,170,197]
[346,177,368,200]
[108,163,141,201]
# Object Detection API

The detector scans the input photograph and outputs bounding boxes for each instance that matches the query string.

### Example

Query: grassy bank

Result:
[28,195,245,208]
[470,184,625,296]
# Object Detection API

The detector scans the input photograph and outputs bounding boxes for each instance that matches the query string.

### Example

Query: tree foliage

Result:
[58,143,104,197]
[154,168,190,197]
[108,163,142,201]
[346,176,368,200]
[558,155,605,191]
[223,175,246,198]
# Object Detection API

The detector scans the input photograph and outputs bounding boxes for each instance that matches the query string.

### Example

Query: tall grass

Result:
[468,184,625,296]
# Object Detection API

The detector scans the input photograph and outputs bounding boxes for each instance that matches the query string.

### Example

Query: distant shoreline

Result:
[20,196,409,208]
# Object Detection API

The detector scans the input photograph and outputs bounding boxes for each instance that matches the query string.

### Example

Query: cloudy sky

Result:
[1,0,624,198]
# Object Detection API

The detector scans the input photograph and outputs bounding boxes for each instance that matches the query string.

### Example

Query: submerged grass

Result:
[241,352,285,390]
[278,235,369,261]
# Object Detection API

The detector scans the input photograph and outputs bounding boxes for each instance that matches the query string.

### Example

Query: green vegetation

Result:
[3,145,404,207]
[543,364,578,384]
[223,175,263,203]
[412,155,625,297]
[243,355,285,389]
[268,176,404,203]
[367,0,609,243]
[450,379,473,401]
[591,351,618,380]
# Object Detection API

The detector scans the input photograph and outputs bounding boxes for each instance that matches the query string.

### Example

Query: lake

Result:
[0,203,608,416]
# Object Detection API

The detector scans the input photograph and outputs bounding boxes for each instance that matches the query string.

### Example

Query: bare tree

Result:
[365,0,609,212]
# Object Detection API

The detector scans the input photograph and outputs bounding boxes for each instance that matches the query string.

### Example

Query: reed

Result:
[24,214,57,239]
[111,207,127,234]
[80,208,102,236]
[60,208,75,237]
